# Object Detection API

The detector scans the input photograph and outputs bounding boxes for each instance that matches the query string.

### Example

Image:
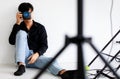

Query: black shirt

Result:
[9,20,48,55]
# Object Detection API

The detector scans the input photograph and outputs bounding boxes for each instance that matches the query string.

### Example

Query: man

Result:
[9,2,76,79]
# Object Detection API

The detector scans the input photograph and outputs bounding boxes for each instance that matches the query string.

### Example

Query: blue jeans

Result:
[15,30,62,75]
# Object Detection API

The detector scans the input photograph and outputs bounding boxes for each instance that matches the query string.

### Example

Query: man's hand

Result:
[28,52,39,64]
[16,12,23,25]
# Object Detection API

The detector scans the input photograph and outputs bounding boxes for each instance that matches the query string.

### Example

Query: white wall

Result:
[0,0,77,66]
[0,0,120,74]
[84,0,120,75]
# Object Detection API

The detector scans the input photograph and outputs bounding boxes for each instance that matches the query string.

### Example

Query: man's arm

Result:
[9,12,22,45]
[9,24,20,45]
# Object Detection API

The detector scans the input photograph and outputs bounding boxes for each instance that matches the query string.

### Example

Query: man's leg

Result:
[26,55,63,75]
[14,30,28,76]
[26,55,77,79]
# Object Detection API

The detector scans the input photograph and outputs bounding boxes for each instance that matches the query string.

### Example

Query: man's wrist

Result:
[16,21,21,25]
[35,52,40,56]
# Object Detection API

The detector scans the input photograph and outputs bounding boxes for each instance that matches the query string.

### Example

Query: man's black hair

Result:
[18,2,34,13]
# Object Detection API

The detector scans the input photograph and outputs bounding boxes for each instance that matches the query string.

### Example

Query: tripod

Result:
[33,0,120,79]
[33,37,120,79]
[34,0,86,79]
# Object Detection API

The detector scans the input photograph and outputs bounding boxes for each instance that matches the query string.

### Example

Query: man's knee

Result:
[16,30,27,38]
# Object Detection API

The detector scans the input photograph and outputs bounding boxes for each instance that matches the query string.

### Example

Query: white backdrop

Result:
[84,0,120,70]
[0,0,77,65]
[0,0,120,73]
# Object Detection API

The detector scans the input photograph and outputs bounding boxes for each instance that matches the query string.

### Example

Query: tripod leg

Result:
[87,40,120,79]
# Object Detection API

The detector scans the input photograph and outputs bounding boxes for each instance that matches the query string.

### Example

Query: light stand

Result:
[33,0,120,79]
[34,0,86,79]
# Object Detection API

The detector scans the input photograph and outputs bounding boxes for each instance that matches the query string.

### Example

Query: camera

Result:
[22,11,31,20]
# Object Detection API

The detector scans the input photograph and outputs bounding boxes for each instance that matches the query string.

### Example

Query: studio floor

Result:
[0,64,61,79]
[0,63,119,79]
[0,61,77,79]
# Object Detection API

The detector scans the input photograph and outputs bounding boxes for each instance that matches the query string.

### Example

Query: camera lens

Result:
[22,11,31,20]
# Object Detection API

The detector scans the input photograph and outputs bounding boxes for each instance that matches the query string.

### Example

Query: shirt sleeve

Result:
[9,24,20,45]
